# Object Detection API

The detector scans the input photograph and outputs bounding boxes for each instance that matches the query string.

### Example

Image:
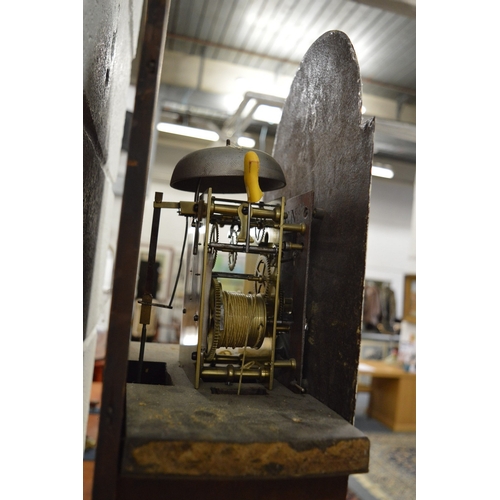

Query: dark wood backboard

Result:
[265,30,375,423]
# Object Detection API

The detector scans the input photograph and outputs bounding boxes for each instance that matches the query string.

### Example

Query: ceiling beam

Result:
[351,0,416,18]
[167,33,296,66]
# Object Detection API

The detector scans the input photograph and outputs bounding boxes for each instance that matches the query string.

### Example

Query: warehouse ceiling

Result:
[141,0,416,184]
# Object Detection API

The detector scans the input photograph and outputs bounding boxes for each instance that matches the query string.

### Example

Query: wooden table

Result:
[358,360,416,432]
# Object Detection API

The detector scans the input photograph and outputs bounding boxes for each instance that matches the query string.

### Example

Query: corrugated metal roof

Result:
[166,0,415,100]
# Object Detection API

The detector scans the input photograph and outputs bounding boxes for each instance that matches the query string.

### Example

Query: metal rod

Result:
[212,272,262,281]
[137,324,148,383]
[201,366,270,382]
[137,192,163,382]
[212,202,281,222]
[137,299,172,309]
[245,202,252,253]
[195,188,213,389]
[146,193,163,282]
[167,215,189,307]
[211,356,296,369]
[279,223,306,234]
[209,242,277,255]
[214,197,277,209]
[269,197,286,390]
[200,359,296,382]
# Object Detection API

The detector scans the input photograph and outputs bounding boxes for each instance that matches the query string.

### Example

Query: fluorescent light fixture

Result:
[157,122,219,142]
[253,104,283,125]
[372,165,394,179]
[237,136,256,148]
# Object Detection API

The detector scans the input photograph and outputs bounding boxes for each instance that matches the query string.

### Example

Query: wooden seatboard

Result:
[122,343,369,479]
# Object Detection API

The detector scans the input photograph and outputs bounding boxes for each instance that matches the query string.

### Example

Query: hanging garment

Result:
[379,284,396,331]
[363,283,381,329]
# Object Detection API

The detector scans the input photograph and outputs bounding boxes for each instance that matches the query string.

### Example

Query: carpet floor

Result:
[348,393,416,500]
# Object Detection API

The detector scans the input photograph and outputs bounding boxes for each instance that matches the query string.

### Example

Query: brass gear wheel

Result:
[228,226,238,271]
[254,255,277,301]
[206,278,223,361]
[254,257,268,296]
[209,223,219,269]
